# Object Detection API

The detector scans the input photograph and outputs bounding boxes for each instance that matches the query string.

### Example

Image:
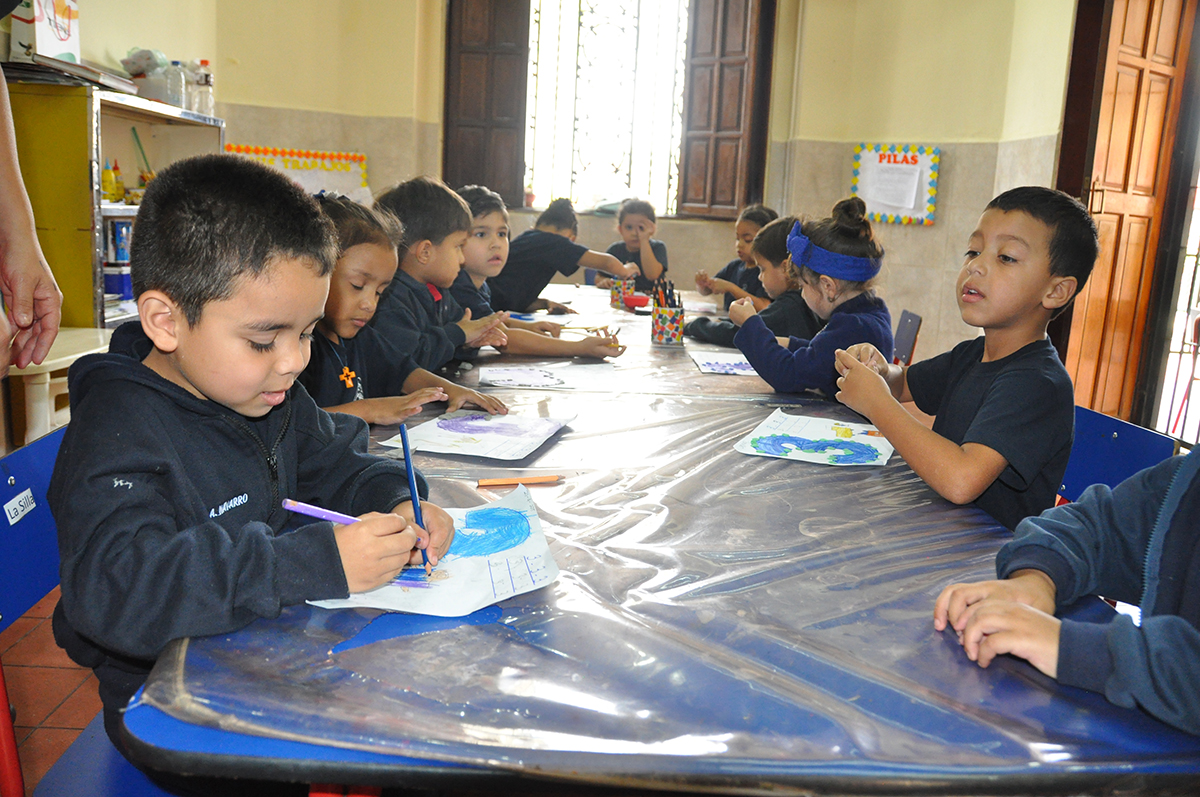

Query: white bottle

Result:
[164,60,187,108]
[190,59,215,116]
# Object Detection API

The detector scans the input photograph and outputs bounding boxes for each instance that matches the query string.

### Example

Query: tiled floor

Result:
[1,585,102,796]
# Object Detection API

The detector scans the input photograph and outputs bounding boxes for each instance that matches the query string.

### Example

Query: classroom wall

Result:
[766,0,1075,363]
[78,0,444,191]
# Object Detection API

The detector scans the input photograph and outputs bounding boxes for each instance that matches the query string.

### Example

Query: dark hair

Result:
[618,198,656,224]
[457,184,508,220]
[985,186,1099,295]
[316,193,403,256]
[535,198,578,233]
[130,153,337,326]
[796,197,883,290]
[750,215,797,268]
[738,203,778,229]
[374,176,471,254]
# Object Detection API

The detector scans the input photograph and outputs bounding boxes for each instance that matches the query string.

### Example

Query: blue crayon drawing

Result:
[702,360,755,374]
[437,413,559,439]
[448,507,532,558]
[751,434,880,465]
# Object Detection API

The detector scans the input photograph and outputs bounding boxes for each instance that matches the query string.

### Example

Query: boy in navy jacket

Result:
[934,448,1200,735]
[835,187,1098,530]
[50,154,455,756]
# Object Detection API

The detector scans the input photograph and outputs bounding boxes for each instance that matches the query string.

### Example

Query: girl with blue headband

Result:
[729,197,894,396]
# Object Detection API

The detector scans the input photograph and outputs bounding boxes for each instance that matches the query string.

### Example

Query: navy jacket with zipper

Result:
[50,322,426,723]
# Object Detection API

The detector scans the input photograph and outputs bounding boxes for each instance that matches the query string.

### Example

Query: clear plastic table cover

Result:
[137,290,1200,791]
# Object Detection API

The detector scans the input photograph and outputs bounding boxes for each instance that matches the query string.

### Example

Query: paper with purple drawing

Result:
[689,350,758,375]
[477,363,615,390]
[310,486,558,616]
[734,409,893,467]
[382,409,573,460]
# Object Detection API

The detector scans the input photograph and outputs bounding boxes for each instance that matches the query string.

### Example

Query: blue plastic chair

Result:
[1058,406,1178,502]
[893,309,922,365]
[0,427,66,797]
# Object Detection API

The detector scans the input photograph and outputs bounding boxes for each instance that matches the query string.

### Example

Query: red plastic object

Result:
[623,294,650,308]
[0,665,24,797]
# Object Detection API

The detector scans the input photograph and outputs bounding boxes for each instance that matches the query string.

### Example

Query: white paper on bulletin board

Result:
[225,144,372,204]
[851,143,940,226]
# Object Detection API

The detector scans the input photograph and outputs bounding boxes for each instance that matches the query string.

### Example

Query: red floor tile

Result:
[17,725,80,797]
[43,674,101,730]
[2,617,79,669]
[24,586,60,619]
[3,664,90,729]
[0,616,36,655]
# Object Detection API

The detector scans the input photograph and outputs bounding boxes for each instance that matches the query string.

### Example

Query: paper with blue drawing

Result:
[311,486,558,617]
[735,408,894,467]
[689,350,758,375]
[381,409,574,460]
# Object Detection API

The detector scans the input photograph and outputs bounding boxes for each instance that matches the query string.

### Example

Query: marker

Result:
[399,424,433,575]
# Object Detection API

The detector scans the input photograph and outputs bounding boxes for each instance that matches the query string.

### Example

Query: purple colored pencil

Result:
[281,498,357,526]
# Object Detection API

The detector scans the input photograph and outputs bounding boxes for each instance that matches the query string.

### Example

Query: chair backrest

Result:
[893,309,922,365]
[0,427,65,635]
[1059,407,1178,502]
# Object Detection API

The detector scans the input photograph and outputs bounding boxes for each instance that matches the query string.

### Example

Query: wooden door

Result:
[676,0,774,218]
[443,0,530,208]
[1066,0,1196,418]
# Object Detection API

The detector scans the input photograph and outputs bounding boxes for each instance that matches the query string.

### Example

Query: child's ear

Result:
[819,274,839,300]
[1044,275,1078,310]
[138,290,183,353]
[410,239,435,264]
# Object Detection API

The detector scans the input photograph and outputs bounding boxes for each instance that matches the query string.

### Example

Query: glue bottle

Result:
[112,159,126,203]
[101,159,116,202]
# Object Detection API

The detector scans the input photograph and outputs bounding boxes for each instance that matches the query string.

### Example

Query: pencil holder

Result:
[610,278,637,308]
[651,306,685,345]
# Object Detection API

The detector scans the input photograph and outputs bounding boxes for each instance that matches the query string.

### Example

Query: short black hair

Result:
[535,198,578,233]
[374,176,471,255]
[738,203,778,229]
[130,153,337,326]
[457,184,508,220]
[985,186,1099,294]
[618,198,656,224]
[751,215,797,268]
[316,193,403,256]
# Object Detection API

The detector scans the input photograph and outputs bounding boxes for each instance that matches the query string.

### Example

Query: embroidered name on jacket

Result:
[210,493,249,518]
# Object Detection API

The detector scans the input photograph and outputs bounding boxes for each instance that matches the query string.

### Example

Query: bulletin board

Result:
[851,143,940,226]
[225,144,372,204]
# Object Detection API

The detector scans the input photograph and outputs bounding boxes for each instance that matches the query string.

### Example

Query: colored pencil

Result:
[399,424,433,575]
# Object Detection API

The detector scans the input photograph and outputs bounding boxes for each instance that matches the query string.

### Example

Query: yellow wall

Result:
[773,0,1075,143]
[79,0,443,122]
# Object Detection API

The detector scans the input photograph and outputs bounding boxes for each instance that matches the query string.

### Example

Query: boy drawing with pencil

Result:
[833,187,1098,530]
[49,155,455,763]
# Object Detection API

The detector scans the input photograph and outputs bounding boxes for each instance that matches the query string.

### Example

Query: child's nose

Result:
[279,338,308,375]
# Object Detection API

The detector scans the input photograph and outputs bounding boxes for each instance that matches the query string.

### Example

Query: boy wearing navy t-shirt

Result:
[834,187,1098,531]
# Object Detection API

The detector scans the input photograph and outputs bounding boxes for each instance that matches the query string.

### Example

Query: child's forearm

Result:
[886,364,912,402]
[639,245,664,282]
[865,396,1005,505]
[402,368,454,394]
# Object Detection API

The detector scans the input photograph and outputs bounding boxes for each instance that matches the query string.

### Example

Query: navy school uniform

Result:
[372,269,475,372]
[298,327,419,408]
[606,239,668,293]
[685,290,824,348]
[450,268,494,320]
[487,229,590,312]
[713,258,769,309]
[733,291,893,398]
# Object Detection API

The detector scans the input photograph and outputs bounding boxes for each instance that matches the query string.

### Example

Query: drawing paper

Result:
[477,363,616,391]
[311,487,558,617]
[735,409,893,467]
[381,410,572,460]
[689,351,759,376]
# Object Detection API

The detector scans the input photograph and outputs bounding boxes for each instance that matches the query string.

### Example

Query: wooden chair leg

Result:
[0,666,25,797]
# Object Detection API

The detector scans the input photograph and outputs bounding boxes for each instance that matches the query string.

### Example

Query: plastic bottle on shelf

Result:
[101,159,117,202]
[189,59,215,116]
[112,160,126,203]
[164,60,187,108]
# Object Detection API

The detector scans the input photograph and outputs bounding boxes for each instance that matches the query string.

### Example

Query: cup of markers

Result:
[650,279,684,345]
[610,277,637,308]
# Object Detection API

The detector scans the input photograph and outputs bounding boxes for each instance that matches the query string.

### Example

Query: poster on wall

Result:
[225,144,372,204]
[851,143,940,226]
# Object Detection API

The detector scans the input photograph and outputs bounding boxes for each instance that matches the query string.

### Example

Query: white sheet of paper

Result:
[477,363,616,390]
[311,487,559,617]
[683,299,719,314]
[382,410,572,460]
[865,163,921,210]
[735,408,894,467]
[689,350,758,375]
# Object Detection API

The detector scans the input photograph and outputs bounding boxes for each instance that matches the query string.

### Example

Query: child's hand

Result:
[728,296,757,326]
[833,350,893,417]
[530,320,563,337]
[576,333,625,359]
[618,262,640,280]
[956,600,1061,678]
[392,499,456,566]
[544,300,574,315]
[708,277,737,296]
[595,276,614,289]
[694,270,713,294]
[333,512,420,593]
[775,336,791,348]
[838,343,890,377]
[444,384,508,415]
[457,309,509,347]
[361,390,447,425]
[933,571,1057,632]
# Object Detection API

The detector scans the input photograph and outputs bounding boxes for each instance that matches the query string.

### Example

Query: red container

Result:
[623,294,650,308]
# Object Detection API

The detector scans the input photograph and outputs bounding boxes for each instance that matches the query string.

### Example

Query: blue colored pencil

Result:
[399,424,432,574]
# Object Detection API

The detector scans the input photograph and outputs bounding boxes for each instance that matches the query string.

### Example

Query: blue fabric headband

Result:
[786,221,881,282]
